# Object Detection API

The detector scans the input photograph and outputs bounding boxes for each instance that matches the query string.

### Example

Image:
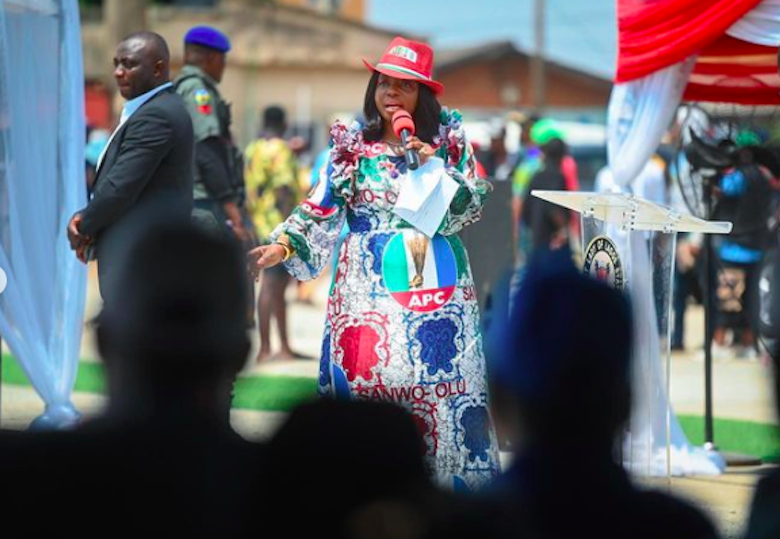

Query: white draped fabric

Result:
[727,0,780,46]
[606,58,696,188]
[621,230,725,476]
[0,0,87,428]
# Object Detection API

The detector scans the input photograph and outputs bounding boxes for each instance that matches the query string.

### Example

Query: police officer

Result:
[175,26,251,243]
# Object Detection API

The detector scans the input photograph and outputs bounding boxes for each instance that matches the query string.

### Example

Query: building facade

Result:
[435,41,612,121]
[82,0,397,150]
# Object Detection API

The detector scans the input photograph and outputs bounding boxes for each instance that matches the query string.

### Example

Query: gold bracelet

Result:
[274,239,294,262]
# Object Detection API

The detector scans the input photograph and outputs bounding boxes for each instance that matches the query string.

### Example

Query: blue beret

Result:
[184,26,231,53]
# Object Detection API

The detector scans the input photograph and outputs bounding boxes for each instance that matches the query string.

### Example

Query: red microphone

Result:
[392,110,420,171]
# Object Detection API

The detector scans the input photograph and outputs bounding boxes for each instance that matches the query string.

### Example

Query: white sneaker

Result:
[694,343,734,362]
[734,345,759,361]
[713,343,733,360]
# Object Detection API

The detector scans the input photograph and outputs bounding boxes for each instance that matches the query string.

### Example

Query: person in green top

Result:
[174,26,251,245]
[511,118,567,265]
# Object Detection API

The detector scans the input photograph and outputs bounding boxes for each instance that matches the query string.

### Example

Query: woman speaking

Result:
[249,37,499,490]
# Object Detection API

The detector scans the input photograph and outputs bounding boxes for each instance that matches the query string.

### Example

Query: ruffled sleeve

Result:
[434,108,493,235]
[269,121,361,281]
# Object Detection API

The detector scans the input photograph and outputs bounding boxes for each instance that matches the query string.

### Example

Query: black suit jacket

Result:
[79,87,194,302]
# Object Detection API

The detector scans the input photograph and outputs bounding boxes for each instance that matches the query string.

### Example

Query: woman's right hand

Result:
[248,244,285,280]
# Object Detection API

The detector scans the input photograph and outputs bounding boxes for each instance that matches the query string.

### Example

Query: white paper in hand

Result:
[394,157,441,212]
[393,157,459,237]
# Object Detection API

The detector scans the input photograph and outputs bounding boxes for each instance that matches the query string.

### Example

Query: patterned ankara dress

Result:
[271,109,501,490]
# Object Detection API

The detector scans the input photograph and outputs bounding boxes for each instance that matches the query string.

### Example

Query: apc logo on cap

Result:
[0,267,6,294]
[389,45,418,63]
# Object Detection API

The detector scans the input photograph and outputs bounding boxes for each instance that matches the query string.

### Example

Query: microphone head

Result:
[392,110,415,138]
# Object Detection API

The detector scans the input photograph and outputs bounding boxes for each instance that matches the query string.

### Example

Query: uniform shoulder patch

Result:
[194,89,213,115]
[194,88,211,105]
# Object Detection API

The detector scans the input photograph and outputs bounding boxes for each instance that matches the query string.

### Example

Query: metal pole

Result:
[532,0,546,110]
[703,231,715,447]
[701,174,760,465]
[703,176,715,448]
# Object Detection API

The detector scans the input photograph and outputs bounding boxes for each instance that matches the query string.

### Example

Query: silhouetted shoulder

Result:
[628,489,719,539]
[745,469,780,539]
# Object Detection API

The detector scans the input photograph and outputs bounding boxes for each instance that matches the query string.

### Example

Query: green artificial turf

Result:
[2,353,779,460]
[677,414,780,462]
[1,353,316,413]
[232,375,317,412]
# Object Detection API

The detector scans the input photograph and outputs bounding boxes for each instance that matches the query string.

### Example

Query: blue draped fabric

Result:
[0,0,87,428]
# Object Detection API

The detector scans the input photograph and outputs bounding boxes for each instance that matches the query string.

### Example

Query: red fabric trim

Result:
[693,63,778,76]
[683,84,780,105]
[699,33,772,56]
[616,0,763,83]
[694,35,779,75]
[683,35,780,105]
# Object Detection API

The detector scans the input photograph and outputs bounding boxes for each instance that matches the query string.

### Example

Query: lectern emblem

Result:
[583,236,624,291]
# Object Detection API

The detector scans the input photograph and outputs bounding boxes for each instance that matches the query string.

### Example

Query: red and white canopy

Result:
[609,0,780,185]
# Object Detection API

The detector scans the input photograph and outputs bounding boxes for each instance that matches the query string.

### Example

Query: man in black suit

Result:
[67,31,194,304]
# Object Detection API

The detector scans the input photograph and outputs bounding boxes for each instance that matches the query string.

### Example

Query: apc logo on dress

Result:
[382,231,457,312]
[0,267,6,294]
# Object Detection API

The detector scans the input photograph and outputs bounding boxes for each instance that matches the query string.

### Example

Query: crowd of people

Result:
[469,114,584,266]
[4,220,760,538]
[481,108,780,363]
[660,120,780,361]
[7,218,780,537]
[708,133,779,361]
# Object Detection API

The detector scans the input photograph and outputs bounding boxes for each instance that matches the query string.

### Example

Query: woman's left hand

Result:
[405,135,435,165]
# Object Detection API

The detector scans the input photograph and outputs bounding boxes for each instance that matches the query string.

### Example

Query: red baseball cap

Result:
[363,36,445,95]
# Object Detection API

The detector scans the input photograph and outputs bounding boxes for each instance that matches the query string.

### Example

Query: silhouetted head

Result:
[491,248,633,452]
[266,399,429,536]
[541,137,566,167]
[97,224,249,403]
[113,31,170,99]
[262,105,286,137]
[520,114,540,146]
